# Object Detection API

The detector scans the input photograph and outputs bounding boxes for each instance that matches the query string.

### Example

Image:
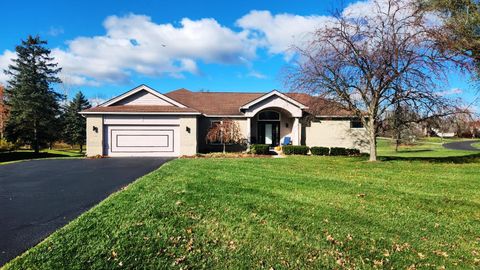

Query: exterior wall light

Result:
[186,127,191,133]
[93,126,98,133]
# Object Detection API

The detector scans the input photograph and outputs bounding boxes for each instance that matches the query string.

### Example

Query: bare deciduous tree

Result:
[206,119,243,154]
[286,0,466,161]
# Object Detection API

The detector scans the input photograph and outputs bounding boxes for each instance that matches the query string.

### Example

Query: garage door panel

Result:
[105,126,179,156]
[116,134,169,148]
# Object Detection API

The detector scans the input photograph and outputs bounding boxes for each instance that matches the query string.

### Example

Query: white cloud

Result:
[0,50,16,86]
[236,10,334,59]
[49,14,256,86]
[0,1,444,87]
[438,88,463,96]
[247,70,267,79]
[88,97,107,106]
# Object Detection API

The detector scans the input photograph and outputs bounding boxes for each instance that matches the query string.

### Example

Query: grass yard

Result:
[4,155,480,269]
[0,149,84,165]
[472,142,480,149]
[377,137,477,159]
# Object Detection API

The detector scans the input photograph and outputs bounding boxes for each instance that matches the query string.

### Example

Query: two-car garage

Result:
[82,85,199,157]
[85,113,198,157]
[102,115,181,157]
[105,125,179,157]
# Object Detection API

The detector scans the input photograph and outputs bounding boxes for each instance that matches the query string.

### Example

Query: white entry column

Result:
[292,117,300,145]
[246,117,251,148]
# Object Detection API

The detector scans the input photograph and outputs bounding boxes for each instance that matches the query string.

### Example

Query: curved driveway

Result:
[0,157,171,266]
[443,140,480,151]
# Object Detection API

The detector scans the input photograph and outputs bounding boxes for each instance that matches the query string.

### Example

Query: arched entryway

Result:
[257,110,281,146]
[249,108,297,146]
[241,91,306,146]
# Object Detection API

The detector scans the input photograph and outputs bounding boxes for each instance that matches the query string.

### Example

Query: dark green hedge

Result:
[330,147,348,156]
[329,147,361,156]
[346,148,361,156]
[250,144,271,155]
[282,145,309,155]
[310,146,330,156]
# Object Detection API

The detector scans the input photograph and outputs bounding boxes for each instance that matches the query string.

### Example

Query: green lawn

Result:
[4,155,480,269]
[377,137,478,159]
[472,142,480,149]
[0,149,84,165]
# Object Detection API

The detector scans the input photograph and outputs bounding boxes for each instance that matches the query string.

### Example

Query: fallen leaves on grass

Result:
[393,242,411,252]
[433,250,449,257]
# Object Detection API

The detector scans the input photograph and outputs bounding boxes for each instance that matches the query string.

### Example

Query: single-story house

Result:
[81,84,369,157]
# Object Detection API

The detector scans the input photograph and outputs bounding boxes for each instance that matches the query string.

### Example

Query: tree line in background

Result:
[0,36,91,153]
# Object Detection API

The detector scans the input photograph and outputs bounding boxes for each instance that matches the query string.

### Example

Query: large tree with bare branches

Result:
[286,0,467,161]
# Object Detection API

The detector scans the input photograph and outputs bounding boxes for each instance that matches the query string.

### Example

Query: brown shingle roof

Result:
[81,105,199,113]
[165,89,264,115]
[82,88,355,117]
[165,89,354,116]
[286,93,354,116]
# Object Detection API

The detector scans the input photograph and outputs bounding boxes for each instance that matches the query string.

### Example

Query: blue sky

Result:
[0,0,476,106]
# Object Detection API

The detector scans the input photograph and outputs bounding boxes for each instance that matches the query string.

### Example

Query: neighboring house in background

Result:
[80,85,369,157]
[0,85,8,139]
[431,128,456,138]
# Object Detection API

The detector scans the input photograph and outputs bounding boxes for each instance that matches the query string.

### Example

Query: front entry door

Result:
[258,122,280,146]
[265,123,273,144]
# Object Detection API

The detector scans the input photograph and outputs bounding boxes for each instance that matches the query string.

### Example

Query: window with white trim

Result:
[258,111,280,121]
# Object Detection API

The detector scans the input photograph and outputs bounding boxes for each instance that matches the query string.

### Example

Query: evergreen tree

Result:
[4,35,62,153]
[64,91,91,152]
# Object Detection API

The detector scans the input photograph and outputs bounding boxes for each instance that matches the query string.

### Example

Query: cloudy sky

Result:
[0,0,475,105]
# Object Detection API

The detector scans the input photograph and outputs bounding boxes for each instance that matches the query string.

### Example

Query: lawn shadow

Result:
[380,152,480,164]
[0,151,73,163]
[394,149,433,153]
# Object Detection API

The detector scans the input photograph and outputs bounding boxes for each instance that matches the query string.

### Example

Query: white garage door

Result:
[105,126,180,157]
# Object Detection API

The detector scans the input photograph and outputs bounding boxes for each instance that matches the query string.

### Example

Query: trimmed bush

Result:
[328,147,361,156]
[250,144,271,155]
[346,148,361,156]
[310,146,330,156]
[282,145,309,155]
[0,139,16,153]
[330,147,348,156]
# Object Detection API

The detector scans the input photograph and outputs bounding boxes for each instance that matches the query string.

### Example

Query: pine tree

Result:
[4,35,62,153]
[64,91,91,152]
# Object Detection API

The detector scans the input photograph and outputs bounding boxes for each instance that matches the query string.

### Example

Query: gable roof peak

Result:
[100,84,187,108]
[240,90,308,110]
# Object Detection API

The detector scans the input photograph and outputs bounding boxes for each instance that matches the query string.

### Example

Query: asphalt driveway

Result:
[0,157,171,266]
[443,140,480,151]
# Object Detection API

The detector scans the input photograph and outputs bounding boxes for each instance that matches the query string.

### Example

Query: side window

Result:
[351,119,364,128]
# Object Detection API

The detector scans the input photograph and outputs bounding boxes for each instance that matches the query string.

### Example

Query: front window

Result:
[258,111,280,121]
[351,119,364,128]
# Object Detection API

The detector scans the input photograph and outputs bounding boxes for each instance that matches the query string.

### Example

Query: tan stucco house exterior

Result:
[81,84,369,157]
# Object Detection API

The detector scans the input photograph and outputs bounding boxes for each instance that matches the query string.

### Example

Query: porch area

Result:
[246,108,301,146]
